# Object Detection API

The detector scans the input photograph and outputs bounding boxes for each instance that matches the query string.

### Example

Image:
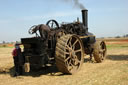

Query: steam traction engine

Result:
[21,9,107,74]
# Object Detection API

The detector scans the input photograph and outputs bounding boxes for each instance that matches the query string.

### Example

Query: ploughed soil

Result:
[0,38,128,85]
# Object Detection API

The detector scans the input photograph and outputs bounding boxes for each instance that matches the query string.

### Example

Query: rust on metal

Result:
[21,9,107,74]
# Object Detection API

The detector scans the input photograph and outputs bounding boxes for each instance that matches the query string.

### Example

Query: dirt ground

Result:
[0,40,128,85]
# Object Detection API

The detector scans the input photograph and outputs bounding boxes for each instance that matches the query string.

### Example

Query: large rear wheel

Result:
[55,34,84,74]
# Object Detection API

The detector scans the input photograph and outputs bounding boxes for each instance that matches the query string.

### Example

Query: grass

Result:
[0,44,23,48]
[106,43,128,49]
[0,46,13,48]
[0,40,128,85]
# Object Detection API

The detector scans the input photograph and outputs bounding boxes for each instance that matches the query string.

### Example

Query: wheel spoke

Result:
[68,37,72,47]
[102,48,106,52]
[72,40,78,50]
[100,43,104,47]
[75,49,82,53]
[99,48,106,55]
[51,21,54,28]
[69,42,72,48]
[73,40,78,46]
[74,55,81,65]
[65,56,70,62]
[67,60,72,70]
[64,51,70,54]
[67,59,74,71]
[66,45,72,50]
[68,66,72,71]
[99,52,104,59]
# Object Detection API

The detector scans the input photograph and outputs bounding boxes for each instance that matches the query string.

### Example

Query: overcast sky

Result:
[0,0,128,43]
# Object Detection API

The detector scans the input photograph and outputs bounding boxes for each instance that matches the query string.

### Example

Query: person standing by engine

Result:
[12,44,23,76]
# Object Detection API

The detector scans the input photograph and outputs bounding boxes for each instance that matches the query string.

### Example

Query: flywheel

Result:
[55,34,84,74]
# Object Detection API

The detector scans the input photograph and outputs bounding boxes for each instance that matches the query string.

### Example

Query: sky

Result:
[0,0,128,43]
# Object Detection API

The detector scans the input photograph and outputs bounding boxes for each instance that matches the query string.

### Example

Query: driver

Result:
[32,24,51,40]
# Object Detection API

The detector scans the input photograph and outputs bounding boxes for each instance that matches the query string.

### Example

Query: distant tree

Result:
[2,41,5,44]
[123,35,126,38]
[126,34,128,37]
[123,34,128,38]
[115,36,121,38]
[2,41,6,47]
[100,37,104,39]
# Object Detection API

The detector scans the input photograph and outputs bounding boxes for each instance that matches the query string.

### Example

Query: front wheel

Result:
[93,41,107,63]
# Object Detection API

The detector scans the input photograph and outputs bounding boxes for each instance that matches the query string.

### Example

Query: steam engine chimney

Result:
[81,9,88,28]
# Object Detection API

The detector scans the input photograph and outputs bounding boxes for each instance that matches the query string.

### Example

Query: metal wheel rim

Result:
[99,42,107,60]
[64,35,84,73]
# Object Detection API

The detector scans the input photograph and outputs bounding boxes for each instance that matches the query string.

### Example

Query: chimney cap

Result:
[81,9,88,11]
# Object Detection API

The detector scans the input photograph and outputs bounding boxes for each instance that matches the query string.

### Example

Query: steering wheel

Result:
[28,25,37,34]
[46,20,59,29]
[28,25,40,37]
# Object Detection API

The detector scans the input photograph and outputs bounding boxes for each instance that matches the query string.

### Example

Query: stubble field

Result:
[0,38,128,85]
